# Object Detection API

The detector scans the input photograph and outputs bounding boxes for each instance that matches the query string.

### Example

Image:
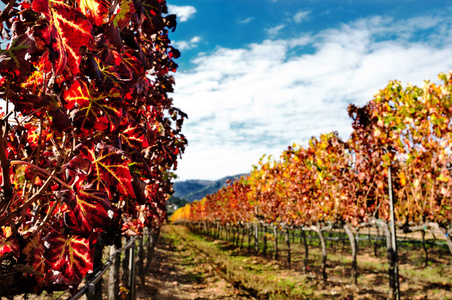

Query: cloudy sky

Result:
[167,0,452,181]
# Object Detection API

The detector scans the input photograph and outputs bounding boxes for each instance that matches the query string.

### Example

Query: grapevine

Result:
[172,73,452,253]
[0,0,186,296]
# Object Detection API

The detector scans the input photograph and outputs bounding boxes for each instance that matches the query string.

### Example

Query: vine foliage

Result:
[0,0,186,296]
[173,74,452,234]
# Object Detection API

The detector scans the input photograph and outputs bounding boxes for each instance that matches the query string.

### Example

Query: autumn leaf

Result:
[63,78,123,132]
[0,233,20,259]
[76,0,109,27]
[76,139,136,199]
[63,156,92,190]
[62,189,113,238]
[43,231,93,281]
[0,34,38,81]
[24,234,47,291]
[31,0,93,80]
[12,93,52,115]
[119,121,149,151]
[113,0,136,31]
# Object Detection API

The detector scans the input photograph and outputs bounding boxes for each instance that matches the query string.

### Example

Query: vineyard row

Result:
[171,73,452,299]
[172,73,452,248]
[176,220,450,299]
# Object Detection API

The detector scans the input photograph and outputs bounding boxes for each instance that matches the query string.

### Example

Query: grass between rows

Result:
[163,225,319,299]
[163,224,452,300]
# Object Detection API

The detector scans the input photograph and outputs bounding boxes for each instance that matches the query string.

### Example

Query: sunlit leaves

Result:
[43,232,93,282]
[63,156,92,190]
[77,139,136,199]
[0,230,20,258]
[31,0,93,79]
[113,0,136,31]
[76,0,109,27]
[119,122,149,151]
[62,189,112,238]
[0,0,185,295]
[63,78,123,132]
[0,34,37,81]
[174,72,452,230]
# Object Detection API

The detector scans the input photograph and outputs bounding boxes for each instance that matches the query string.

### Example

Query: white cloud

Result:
[167,5,197,22]
[293,11,310,23]
[173,16,452,181]
[173,36,201,51]
[239,17,254,24]
[265,24,285,38]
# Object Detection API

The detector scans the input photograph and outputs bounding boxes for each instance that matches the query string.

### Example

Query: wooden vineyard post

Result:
[254,223,259,253]
[285,227,291,267]
[240,225,245,249]
[137,236,145,286]
[263,225,268,256]
[248,224,252,251]
[301,229,309,273]
[145,227,154,271]
[343,224,358,284]
[128,239,137,300]
[388,167,400,300]
[421,230,428,267]
[122,238,130,293]
[377,220,398,300]
[312,225,327,282]
[374,225,380,257]
[108,234,122,300]
[273,225,279,260]
[108,244,120,300]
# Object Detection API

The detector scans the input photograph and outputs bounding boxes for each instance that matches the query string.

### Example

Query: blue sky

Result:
[167,1,452,181]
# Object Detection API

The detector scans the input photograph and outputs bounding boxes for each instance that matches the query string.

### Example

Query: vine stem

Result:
[29,199,59,240]
[0,120,12,213]
[0,0,16,28]
[10,160,73,190]
[0,174,54,227]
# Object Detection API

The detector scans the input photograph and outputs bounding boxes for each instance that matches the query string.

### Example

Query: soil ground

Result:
[137,225,250,300]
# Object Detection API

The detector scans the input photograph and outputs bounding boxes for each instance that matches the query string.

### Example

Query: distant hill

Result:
[172,173,248,202]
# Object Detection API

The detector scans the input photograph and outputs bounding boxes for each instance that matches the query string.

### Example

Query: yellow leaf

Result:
[398,172,406,187]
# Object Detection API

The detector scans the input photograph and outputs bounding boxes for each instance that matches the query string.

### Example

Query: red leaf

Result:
[62,189,112,238]
[77,139,136,199]
[0,234,20,259]
[119,121,149,151]
[63,79,90,110]
[76,0,109,27]
[64,78,123,132]
[31,0,93,79]
[0,34,37,81]
[24,234,47,291]
[63,156,92,190]
[121,219,143,236]
[43,232,93,281]
[120,47,145,78]
[12,93,52,115]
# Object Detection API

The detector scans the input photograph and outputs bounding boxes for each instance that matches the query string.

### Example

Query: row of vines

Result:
[171,74,452,297]
[0,0,186,298]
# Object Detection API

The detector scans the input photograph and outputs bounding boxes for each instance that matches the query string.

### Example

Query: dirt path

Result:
[137,225,252,300]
